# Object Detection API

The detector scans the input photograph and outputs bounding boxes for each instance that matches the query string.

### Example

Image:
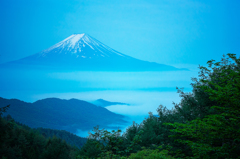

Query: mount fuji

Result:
[3,34,187,71]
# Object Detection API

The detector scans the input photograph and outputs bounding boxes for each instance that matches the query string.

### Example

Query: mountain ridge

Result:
[0,97,128,134]
[2,33,189,71]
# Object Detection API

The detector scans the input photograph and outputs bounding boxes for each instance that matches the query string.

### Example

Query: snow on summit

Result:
[69,34,85,47]
[45,33,85,51]
[38,33,127,59]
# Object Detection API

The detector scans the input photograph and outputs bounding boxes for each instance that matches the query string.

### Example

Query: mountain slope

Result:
[4,34,188,71]
[0,97,128,134]
[35,127,87,148]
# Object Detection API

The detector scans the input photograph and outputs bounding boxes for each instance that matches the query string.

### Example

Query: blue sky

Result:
[1,0,239,69]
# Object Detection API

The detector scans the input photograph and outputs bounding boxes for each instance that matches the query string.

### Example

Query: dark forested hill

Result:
[0,97,128,134]
[35,128,87,148]
[0,111,82,159]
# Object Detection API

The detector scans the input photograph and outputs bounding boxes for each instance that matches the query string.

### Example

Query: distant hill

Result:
[0,97,128,134]
[92,99,130,107]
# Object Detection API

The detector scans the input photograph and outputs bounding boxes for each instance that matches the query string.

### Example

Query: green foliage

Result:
[126,146,174,159]
[87,126,126,158]
[79,126,145,158]
[167,54,240,158]
[77,139,102,158]
[93,148,174,159]
[36,128,87,148]
[0,107,79,159]
[43,136,75,159]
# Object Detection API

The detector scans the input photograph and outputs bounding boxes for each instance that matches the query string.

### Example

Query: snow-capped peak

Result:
[68,34,85,47]
[46,33,85,50]
[5,33,187,72]
[38,33,129,59]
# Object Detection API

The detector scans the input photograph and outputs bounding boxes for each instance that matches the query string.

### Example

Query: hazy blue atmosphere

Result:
[0,0,239,138]
[1,0,239,69]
